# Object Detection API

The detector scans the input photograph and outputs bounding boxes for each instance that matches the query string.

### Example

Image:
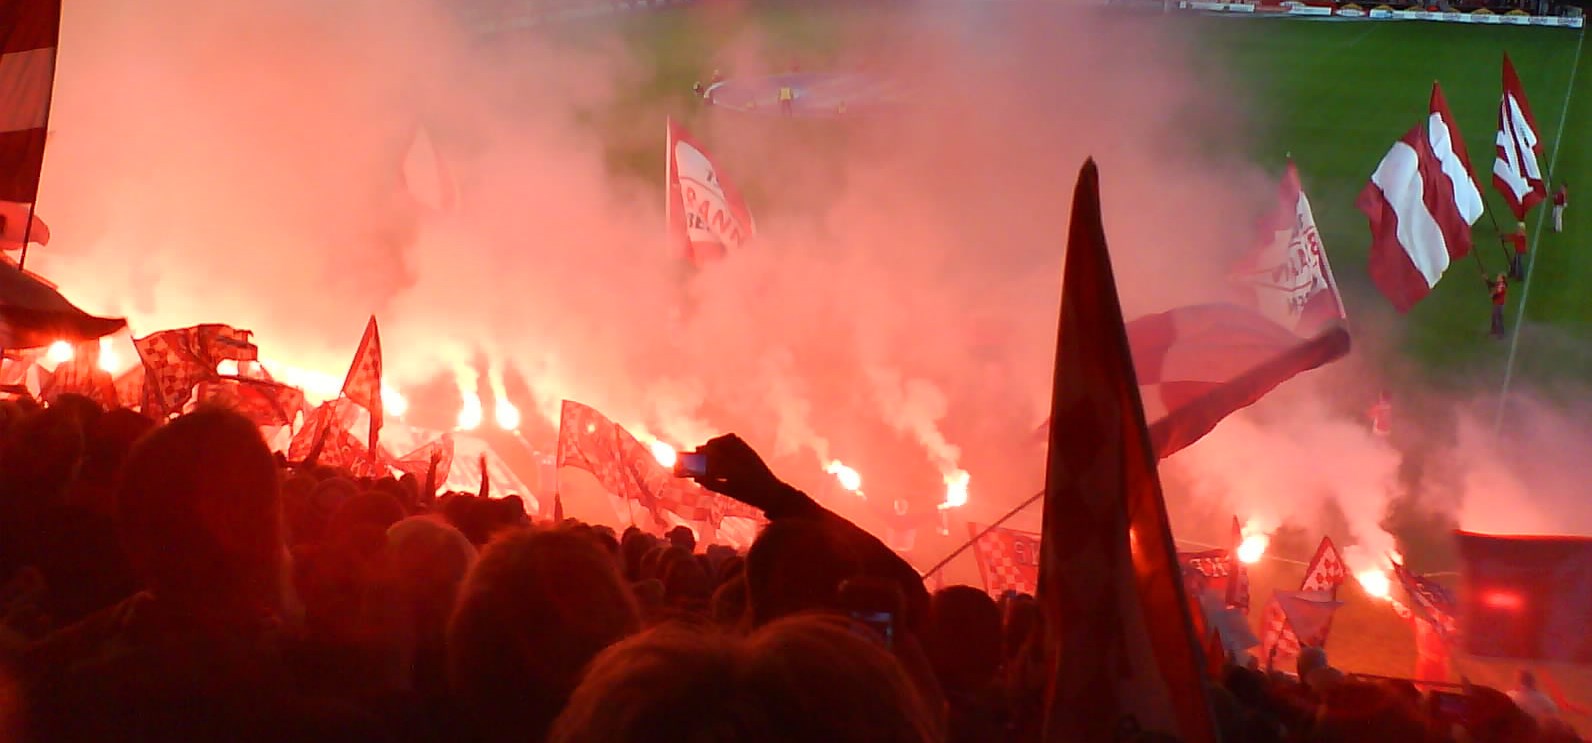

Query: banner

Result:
[1458,532,1592,663]
[969,523,1041,597]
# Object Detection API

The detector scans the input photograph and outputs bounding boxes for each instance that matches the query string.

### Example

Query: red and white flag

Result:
[1299,536,1348,596]
[0,200,46,251]
[1037,161,1217,743]
[968,523,1041,597]
[340,316,383,452]
[132,324,256,419]
[1493,54,1547,221]
[1232,160,1345,333]
[0,1,57,218]
[666,118,755,265]
[1225,516,1250,614]
[1358,82,1486,313]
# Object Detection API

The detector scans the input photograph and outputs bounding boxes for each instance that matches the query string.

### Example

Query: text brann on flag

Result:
[1493,54,1547,220]
[1232,160,1345,333]
[968,523,1040,597]
[666,118,755,265]
[1457,532,1592,663]
[1358,82,1486,312]
[1037,160,1216,743]
[341,316,383,451]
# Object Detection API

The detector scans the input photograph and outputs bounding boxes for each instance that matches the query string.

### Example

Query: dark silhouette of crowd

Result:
[0,395,1584,742]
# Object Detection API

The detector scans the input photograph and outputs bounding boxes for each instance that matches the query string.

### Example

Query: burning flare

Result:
[1356,569,1391,600]
[826,460,863,493]
[46,340,73,366]
[457,390,483,431]
[1237,533,1269,565]
[939,469,970,510]
[382,388,409,418]
[648,439,677,468]
[97,337,119,375]
[494,398,521,430]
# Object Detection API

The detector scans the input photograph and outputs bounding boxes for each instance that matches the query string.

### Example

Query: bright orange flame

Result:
[494,397,521,430]
[825,460,862,493]
[1357,570,1391,600]
[457,391,483,431]
[46,340,73,366]
[1237,534,1269,564]
[382,388,409,418]
[97,337,119,374]
[939,469,970,510]
[649,440,677,468]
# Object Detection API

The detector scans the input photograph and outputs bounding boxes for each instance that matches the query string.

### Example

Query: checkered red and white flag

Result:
[340,316,382,452]
[1300,536,1348,596]
[133,324,257,419]
[968,523,1041,598]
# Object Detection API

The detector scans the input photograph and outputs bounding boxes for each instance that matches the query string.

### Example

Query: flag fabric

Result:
[0,260,126,350]
[133,324,257,419]
[666,118,755,265]
[287,398,386,477]
[0,0,58,207]
[1392,559,1459,642]
[390,434,455,485]
[194,376,306,428]
[556,400,763,530]
[1037,160,1217,743]
[1456,531,1592,663]
[1300,536,1348,596]
[1258,590,1341,669]
[402,124,459,214]
[1233,160,1346,333]
[1358,82,1487,313]
[1390,598,1453,684]
[1258,595,1300,666]
[0,200,46,250]
[968,523,1041,597]
[1493,54,1547,221]
[1225,516,1250,614]
[1179,548,1232,600]
[340,316,383,452]
[1035,303,1351,459]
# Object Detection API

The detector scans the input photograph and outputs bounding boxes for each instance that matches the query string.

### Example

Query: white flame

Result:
[46,340,73,366]
[648,439,677,468]
[1237,534,1269,565]
[1357,569,1391,600]
[939,469,970,510]
[826,460,863,493]
[382,388,409,418]
[458,391,483,431]
[97,337,119,374]
[494,397,520,430]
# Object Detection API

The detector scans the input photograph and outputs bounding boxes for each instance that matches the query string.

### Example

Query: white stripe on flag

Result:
[0,48,53,133]
[1426,112,1486,225]
[1370,142,1450,288]
[1493,95,1542,203]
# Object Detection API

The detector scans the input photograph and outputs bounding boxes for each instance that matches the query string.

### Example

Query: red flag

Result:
[1456,531,1592,663]
[968,523,1041,597]
[1300,536,1348,596]
[390,434,455,485]
[1035,303,1351,458]
[195,377,305,428]
[556,400,763,528]
[340,316,382,452]
[1358,82,1487,312]
[0,201,46,250]
[133,324,256,419]
[1037,161,1217,743]
[1258,596,1298,668]
[1232,160,1346,334]
[1492,54,1547,220]
[666,118,755,265]
[1226,516,1250,614]
[0,0,58,207]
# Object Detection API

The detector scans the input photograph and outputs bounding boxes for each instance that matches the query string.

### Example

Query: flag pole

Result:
[920,488,1042,579]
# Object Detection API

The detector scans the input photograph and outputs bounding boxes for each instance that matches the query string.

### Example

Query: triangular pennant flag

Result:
[340,316,383,452]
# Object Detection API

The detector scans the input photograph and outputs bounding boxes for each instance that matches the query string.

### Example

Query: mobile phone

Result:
[850,609,895,649]
[837,577,902,650]
[675,452,708,478]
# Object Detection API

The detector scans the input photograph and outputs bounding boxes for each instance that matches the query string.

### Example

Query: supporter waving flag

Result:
[666,118,755,265]
[1493,53,1547,221]
[1358,82,1486,312]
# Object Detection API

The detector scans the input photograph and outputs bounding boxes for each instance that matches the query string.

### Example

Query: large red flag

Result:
[1492,54,1547,221]
[1457,531,1592,663]
[0,1,57,208]
[1358,82,1487,312]
[341,316,382,452]
[666,118,755,265]
[1038,160,1217,743]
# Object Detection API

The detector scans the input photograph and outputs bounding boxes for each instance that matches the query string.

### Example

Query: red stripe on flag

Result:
[0,128,45,203]
[1125,309,1176,384]
[0,0,59,54]
[1039,160,1217,743]
[1411,122,1476,262]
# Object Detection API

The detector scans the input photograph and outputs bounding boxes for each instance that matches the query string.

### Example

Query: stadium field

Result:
[594,7,1590,408]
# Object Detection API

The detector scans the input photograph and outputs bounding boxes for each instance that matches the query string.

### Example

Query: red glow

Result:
[1482,590,1524,610]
